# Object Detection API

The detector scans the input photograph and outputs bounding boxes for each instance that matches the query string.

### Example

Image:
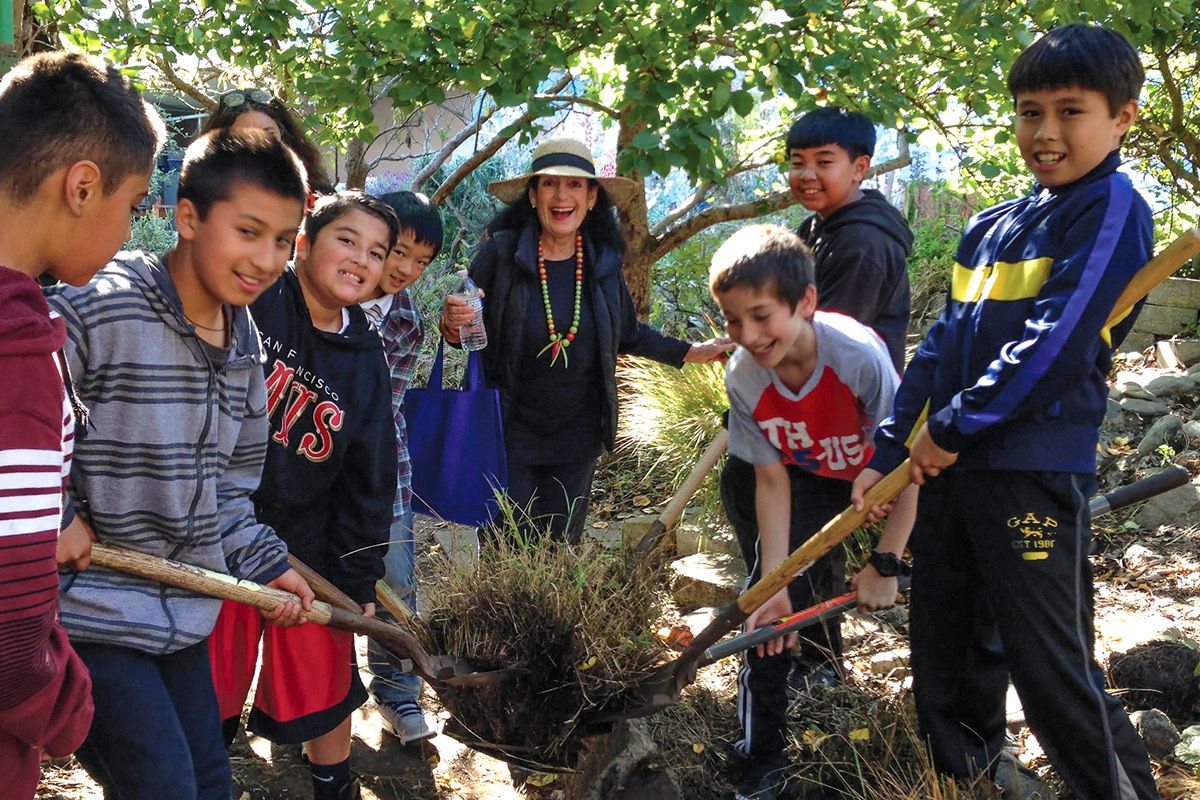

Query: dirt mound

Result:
[1109,640,1200,721]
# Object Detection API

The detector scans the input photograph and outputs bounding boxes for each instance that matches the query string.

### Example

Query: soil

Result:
[36,460,1200,800]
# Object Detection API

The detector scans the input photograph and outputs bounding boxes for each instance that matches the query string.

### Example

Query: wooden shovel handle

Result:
[1106,228,1200,327]
[287,553,362,614]
[633,428,729,559]
[89,543,438,679]
[91,542,334,624]
[736,460,911,615]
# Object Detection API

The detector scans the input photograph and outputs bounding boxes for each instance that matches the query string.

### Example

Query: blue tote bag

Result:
[405,340,507,526]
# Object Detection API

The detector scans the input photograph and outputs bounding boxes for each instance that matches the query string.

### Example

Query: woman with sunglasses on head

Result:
[201,89,333,194]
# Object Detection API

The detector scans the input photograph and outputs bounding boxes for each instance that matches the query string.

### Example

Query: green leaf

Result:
[731,90,754,117]
[632,129,660,149]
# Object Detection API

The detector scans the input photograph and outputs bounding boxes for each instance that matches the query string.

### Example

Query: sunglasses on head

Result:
[218,88,272,111]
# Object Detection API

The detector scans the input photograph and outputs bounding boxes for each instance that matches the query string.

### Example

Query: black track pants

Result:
[908,470,1157,800]
[723,456,849,761]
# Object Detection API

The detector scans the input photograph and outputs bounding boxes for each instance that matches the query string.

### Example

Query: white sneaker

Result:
[378,700,436,745]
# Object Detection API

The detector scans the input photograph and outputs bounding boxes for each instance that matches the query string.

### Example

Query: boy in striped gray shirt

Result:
[46,129,315,800]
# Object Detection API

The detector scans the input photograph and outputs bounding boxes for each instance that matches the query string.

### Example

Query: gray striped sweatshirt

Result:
[45,252,290,655]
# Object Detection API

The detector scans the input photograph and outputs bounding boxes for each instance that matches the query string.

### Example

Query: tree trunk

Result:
[615,119,654,321]
[345,138,369,190]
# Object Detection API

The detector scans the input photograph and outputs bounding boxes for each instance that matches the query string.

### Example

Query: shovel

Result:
[88,543,521,688]
[606,229,1200,722]
[699,465,1187,668]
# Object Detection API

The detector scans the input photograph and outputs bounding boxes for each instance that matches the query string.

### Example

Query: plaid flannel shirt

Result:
[369,289,425,523]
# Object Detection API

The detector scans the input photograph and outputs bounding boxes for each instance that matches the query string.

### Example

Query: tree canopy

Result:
[35,0,1199,313]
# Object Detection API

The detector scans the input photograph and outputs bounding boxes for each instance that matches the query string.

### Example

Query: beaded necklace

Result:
[536,233,583,367]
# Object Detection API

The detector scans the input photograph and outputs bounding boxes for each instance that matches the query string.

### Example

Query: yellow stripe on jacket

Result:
[951,258,1054,303]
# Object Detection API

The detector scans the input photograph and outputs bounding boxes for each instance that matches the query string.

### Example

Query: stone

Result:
[668,553,746,610]
[1120,381,1158,401]
[1120,331,1155,354]
[1130,709,1183,758]
[1133,481,1200,528]
[1136,414,1183,457]
[1105,399,1125,422]
[676,516,742,559]
[1189,362,1200,378]
[1131,304,1198,337]
[869,648,910,677]
[1119,398,1170,417]
[1183,421,1200,442]
[1108,384,1125,401]
[1147,277,1200,309]
[1157,340,1200,369]
[621,514,668,552]
[1145,375,1197,399]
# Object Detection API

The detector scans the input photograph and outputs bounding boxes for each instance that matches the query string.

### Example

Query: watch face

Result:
[870,552,900,577]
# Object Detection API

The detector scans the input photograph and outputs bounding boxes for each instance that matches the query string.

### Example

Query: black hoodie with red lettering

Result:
[249,267,397,604]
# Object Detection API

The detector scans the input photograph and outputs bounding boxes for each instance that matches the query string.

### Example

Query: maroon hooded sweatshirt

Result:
[0,265,93,799]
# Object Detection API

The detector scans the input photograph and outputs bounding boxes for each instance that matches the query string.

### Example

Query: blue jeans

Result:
[73,640,232,800]
[367,508,422,706]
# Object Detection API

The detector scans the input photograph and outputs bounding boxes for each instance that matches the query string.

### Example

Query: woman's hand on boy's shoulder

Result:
[263,568,315,627]
[683,336,734,364]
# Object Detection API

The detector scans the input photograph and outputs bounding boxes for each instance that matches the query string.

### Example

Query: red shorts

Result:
[208,600,366,744]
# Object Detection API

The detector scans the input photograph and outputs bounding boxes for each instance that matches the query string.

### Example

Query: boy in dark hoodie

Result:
[209,191,399,800]
[721,107,914,698]
[47,128,314,800]
[0,51,162,800]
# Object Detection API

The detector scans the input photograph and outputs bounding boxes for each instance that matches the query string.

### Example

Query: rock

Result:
[873,604,909,629]
[676,517,742,559]
[1129,709,1182,758]
[1136,414,1183,457]
[1132,481,1200,528]
[1147,277,1200,309]
[1183,421,1200,442]
[1132,304,1198,337]
[1145,375,1197,399]
[1105,399,1125,422]
[1123,543,1160,570]
[1157,340,1200,369]
[1189,362,1200,378]
[869,648,910,677]
[668,553,745,610]
[1120,398,1170,417]
[621,514,667,552]
[1120,381,1158,401]
[1120,331,1155,354]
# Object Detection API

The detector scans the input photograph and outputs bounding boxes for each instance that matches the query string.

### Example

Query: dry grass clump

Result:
[421,519,670,769]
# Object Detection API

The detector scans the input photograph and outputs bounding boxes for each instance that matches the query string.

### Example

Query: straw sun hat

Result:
[488,138,639,206]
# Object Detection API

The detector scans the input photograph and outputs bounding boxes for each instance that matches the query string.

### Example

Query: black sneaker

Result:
[784,657,841,704]
[735,756,789,800]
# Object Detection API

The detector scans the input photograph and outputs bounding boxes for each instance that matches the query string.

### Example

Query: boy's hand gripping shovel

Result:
[605,227,1200,723]
[88,543,523,688]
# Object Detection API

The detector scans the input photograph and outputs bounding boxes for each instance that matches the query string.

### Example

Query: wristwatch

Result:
[867,550,911,578]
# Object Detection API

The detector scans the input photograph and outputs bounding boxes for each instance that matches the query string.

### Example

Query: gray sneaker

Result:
[993,752,1056,800]
[378,700,436,745]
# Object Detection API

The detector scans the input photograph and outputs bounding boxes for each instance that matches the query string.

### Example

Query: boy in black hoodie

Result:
[208,192,399,800]
[721,108,914,715]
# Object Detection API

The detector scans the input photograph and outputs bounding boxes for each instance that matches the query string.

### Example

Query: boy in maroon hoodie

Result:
[0,52,163,798]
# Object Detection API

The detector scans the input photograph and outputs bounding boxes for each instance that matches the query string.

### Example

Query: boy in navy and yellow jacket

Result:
[853,24,1158,800]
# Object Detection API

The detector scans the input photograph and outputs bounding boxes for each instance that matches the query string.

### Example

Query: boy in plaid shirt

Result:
[360,191,443,745]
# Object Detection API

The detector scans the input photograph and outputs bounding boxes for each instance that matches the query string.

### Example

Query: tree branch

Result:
[647,142,910,264]
[428,73,573,204]
[411,93,496,192]
[153,54,216,110]
[531,92,620,118]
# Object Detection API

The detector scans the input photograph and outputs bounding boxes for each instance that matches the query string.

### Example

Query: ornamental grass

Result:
[417,502,670,770]
[615,355,728,508]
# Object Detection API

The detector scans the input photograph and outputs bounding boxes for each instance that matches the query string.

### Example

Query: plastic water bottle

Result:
[452,270,488,351]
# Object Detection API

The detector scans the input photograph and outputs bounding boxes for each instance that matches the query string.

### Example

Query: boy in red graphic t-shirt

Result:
[710,224,919,799]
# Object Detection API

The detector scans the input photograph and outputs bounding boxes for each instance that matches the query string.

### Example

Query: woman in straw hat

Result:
[441,137,731,543]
